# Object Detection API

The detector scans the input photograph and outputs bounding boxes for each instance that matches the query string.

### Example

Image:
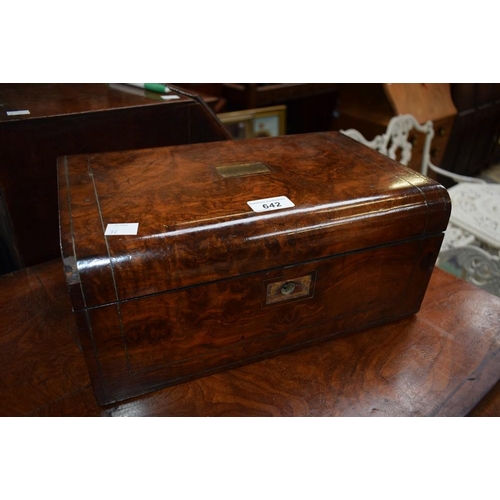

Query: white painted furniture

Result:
[341,114,500,296]
[341,114,485,183]
[439,183,500,296]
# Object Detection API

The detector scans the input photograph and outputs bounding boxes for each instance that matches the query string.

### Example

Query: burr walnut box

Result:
[58,131,451,405]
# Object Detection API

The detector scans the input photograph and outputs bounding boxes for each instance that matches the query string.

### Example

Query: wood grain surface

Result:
[1,260,499,417]
[384,83,457,123]
[58,131,451,404]
[59,131,450,306]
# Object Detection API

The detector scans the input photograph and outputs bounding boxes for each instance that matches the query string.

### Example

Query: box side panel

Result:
[59,154,117,309]
[58,156,85,311]
[402,233,444,309]
[73,310,109,405]
[83,235,442,405]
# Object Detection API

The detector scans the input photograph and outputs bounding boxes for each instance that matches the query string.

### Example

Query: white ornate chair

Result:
[341,114,500,296]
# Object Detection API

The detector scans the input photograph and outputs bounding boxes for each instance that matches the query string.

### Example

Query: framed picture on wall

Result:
[218,114,253,139]
[218,105,286,140]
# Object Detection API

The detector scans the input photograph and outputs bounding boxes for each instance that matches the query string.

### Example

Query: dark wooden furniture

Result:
[172,84,227,113]
[174,84,340,132]
[59,132,450,405]
[439,83,500,183]
[0,260,499,416]
[0,83,229,274]
[333,83,457,177]
[221,84,339,135]
[221,83,337,109]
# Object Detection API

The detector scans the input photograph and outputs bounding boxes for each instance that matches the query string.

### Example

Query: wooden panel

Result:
[221,83,339,134]
[0,189,19,274]
[439,84,500,181]
[335,83,395,130]
[383,83,457,123]
[0,261,499,416]
[82,235,442,404]
[0,83,229,272]
[222,83,338,109]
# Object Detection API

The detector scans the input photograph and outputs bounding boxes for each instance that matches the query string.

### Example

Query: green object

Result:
[143,83,170,93]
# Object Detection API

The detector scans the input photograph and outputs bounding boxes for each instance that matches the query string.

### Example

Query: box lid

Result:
[58,131,450,310]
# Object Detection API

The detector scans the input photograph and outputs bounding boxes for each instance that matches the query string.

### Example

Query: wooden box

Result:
[58,132,451,405]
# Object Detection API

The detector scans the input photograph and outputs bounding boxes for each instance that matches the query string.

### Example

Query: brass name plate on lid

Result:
[215,161,271,178]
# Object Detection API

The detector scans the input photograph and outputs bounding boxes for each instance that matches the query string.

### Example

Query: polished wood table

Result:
[1,260,499,417]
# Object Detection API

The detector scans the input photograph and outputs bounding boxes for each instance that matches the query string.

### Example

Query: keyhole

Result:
[281,282,297,295]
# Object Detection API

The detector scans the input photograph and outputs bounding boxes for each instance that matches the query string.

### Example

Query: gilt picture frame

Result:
[218,105,286,140]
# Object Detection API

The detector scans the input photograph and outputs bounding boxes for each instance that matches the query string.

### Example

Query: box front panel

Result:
[84,235,442,404]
